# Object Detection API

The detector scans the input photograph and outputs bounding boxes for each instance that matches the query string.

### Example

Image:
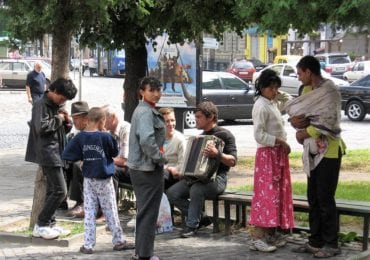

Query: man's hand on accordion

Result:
[203,142,221,159]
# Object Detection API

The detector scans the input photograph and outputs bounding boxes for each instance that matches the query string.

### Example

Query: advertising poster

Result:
[147,34,197,108]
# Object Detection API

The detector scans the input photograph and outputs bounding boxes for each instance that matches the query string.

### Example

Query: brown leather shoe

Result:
[66,205,84,218]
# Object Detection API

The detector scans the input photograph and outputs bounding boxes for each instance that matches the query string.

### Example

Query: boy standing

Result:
[26,78,77,240]
[62,107,134,254]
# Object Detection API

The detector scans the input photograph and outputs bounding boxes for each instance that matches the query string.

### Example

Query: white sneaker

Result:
[249,239,277,252]
[52,226,71,236]
[33,224,59,240]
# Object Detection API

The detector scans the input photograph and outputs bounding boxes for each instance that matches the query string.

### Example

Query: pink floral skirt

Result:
[248,146,294,229]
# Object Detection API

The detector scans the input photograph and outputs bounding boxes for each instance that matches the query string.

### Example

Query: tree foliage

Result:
[5,0,370,119]
[5,0,114,79]
[236,0,370,35]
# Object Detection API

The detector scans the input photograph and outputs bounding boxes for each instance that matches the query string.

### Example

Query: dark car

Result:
[228,60,256,82]
[340,74,370,121]
[246,58,268,72]
[184,71,255,128]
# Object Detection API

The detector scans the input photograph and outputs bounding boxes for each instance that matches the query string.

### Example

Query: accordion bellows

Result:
[180,135,224,182]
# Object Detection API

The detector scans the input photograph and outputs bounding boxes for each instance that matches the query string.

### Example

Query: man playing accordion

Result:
[166,101,237,238]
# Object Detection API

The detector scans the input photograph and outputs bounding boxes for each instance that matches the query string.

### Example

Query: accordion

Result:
[180,135,225,182]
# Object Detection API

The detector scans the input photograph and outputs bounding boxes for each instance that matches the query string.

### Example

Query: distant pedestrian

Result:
[88,57,97,76]
[25,61,47,104]
[62,107,134,254]
[248,69,294,252]
[128,77,166,260]
[26,78,77,240]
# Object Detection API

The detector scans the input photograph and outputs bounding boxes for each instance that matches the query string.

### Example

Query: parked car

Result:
[246,58,268,72]
[314,52,352,78]
[273,55,302,64]
[343,60,370,82]
[26,59,52,81]
[228,60,256,82]
[0,58,51,89]
[252,63,349,96]
[184,71,255,128]
[340,74,370,121]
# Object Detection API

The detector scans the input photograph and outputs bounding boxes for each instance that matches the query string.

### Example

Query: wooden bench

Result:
[212,191,370,251]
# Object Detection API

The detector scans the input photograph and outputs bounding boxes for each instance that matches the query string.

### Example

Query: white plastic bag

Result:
[156,193,173,234]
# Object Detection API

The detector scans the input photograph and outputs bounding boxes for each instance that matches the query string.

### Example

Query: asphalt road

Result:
[1,73,370,155]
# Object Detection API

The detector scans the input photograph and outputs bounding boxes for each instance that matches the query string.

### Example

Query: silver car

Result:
[0,59,51,89]
[252,63,349,96]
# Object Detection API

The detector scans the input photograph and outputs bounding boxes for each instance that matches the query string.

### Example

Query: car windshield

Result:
[234,61,253,69]
[248,59,263,66]
[270,65,283,74]
[328,55,351,64]
[351,75,370,87]
[221,73,248,90]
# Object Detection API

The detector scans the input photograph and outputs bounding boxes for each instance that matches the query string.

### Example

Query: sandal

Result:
[314,247,341,258]
[265,233,288,248]
[292,242,320,254]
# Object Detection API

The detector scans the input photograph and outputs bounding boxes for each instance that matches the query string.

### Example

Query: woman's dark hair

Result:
[48,78,77,100]
[296,55,321,76]
[255,69,281,97]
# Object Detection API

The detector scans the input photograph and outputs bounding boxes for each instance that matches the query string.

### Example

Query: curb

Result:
[347,250,370,260]
[0,225,106,247]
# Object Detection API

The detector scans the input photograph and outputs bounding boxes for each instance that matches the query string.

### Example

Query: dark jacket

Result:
[25,93,72,167]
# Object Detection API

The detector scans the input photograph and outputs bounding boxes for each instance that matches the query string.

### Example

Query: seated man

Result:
[101,105,131,195]
[166,101,237,238]
[158,107,186,190]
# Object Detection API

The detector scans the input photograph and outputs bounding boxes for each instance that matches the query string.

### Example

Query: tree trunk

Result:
[123,44,148,122]
[29,166,46,229]
[39,37,44,57]
[51,29,72,81]
[43,34,50,58]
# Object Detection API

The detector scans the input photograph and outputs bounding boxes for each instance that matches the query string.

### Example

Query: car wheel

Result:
[184,110,196,128]
[346,100,366,121]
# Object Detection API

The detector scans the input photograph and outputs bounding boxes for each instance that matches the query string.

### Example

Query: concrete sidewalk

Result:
[0,149,368,259]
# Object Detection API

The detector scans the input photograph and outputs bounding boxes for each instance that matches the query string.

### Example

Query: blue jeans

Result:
[166,177,226,228]
[38,166,67,227]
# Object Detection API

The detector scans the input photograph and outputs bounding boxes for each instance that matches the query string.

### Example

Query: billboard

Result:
[147,33,197,108]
